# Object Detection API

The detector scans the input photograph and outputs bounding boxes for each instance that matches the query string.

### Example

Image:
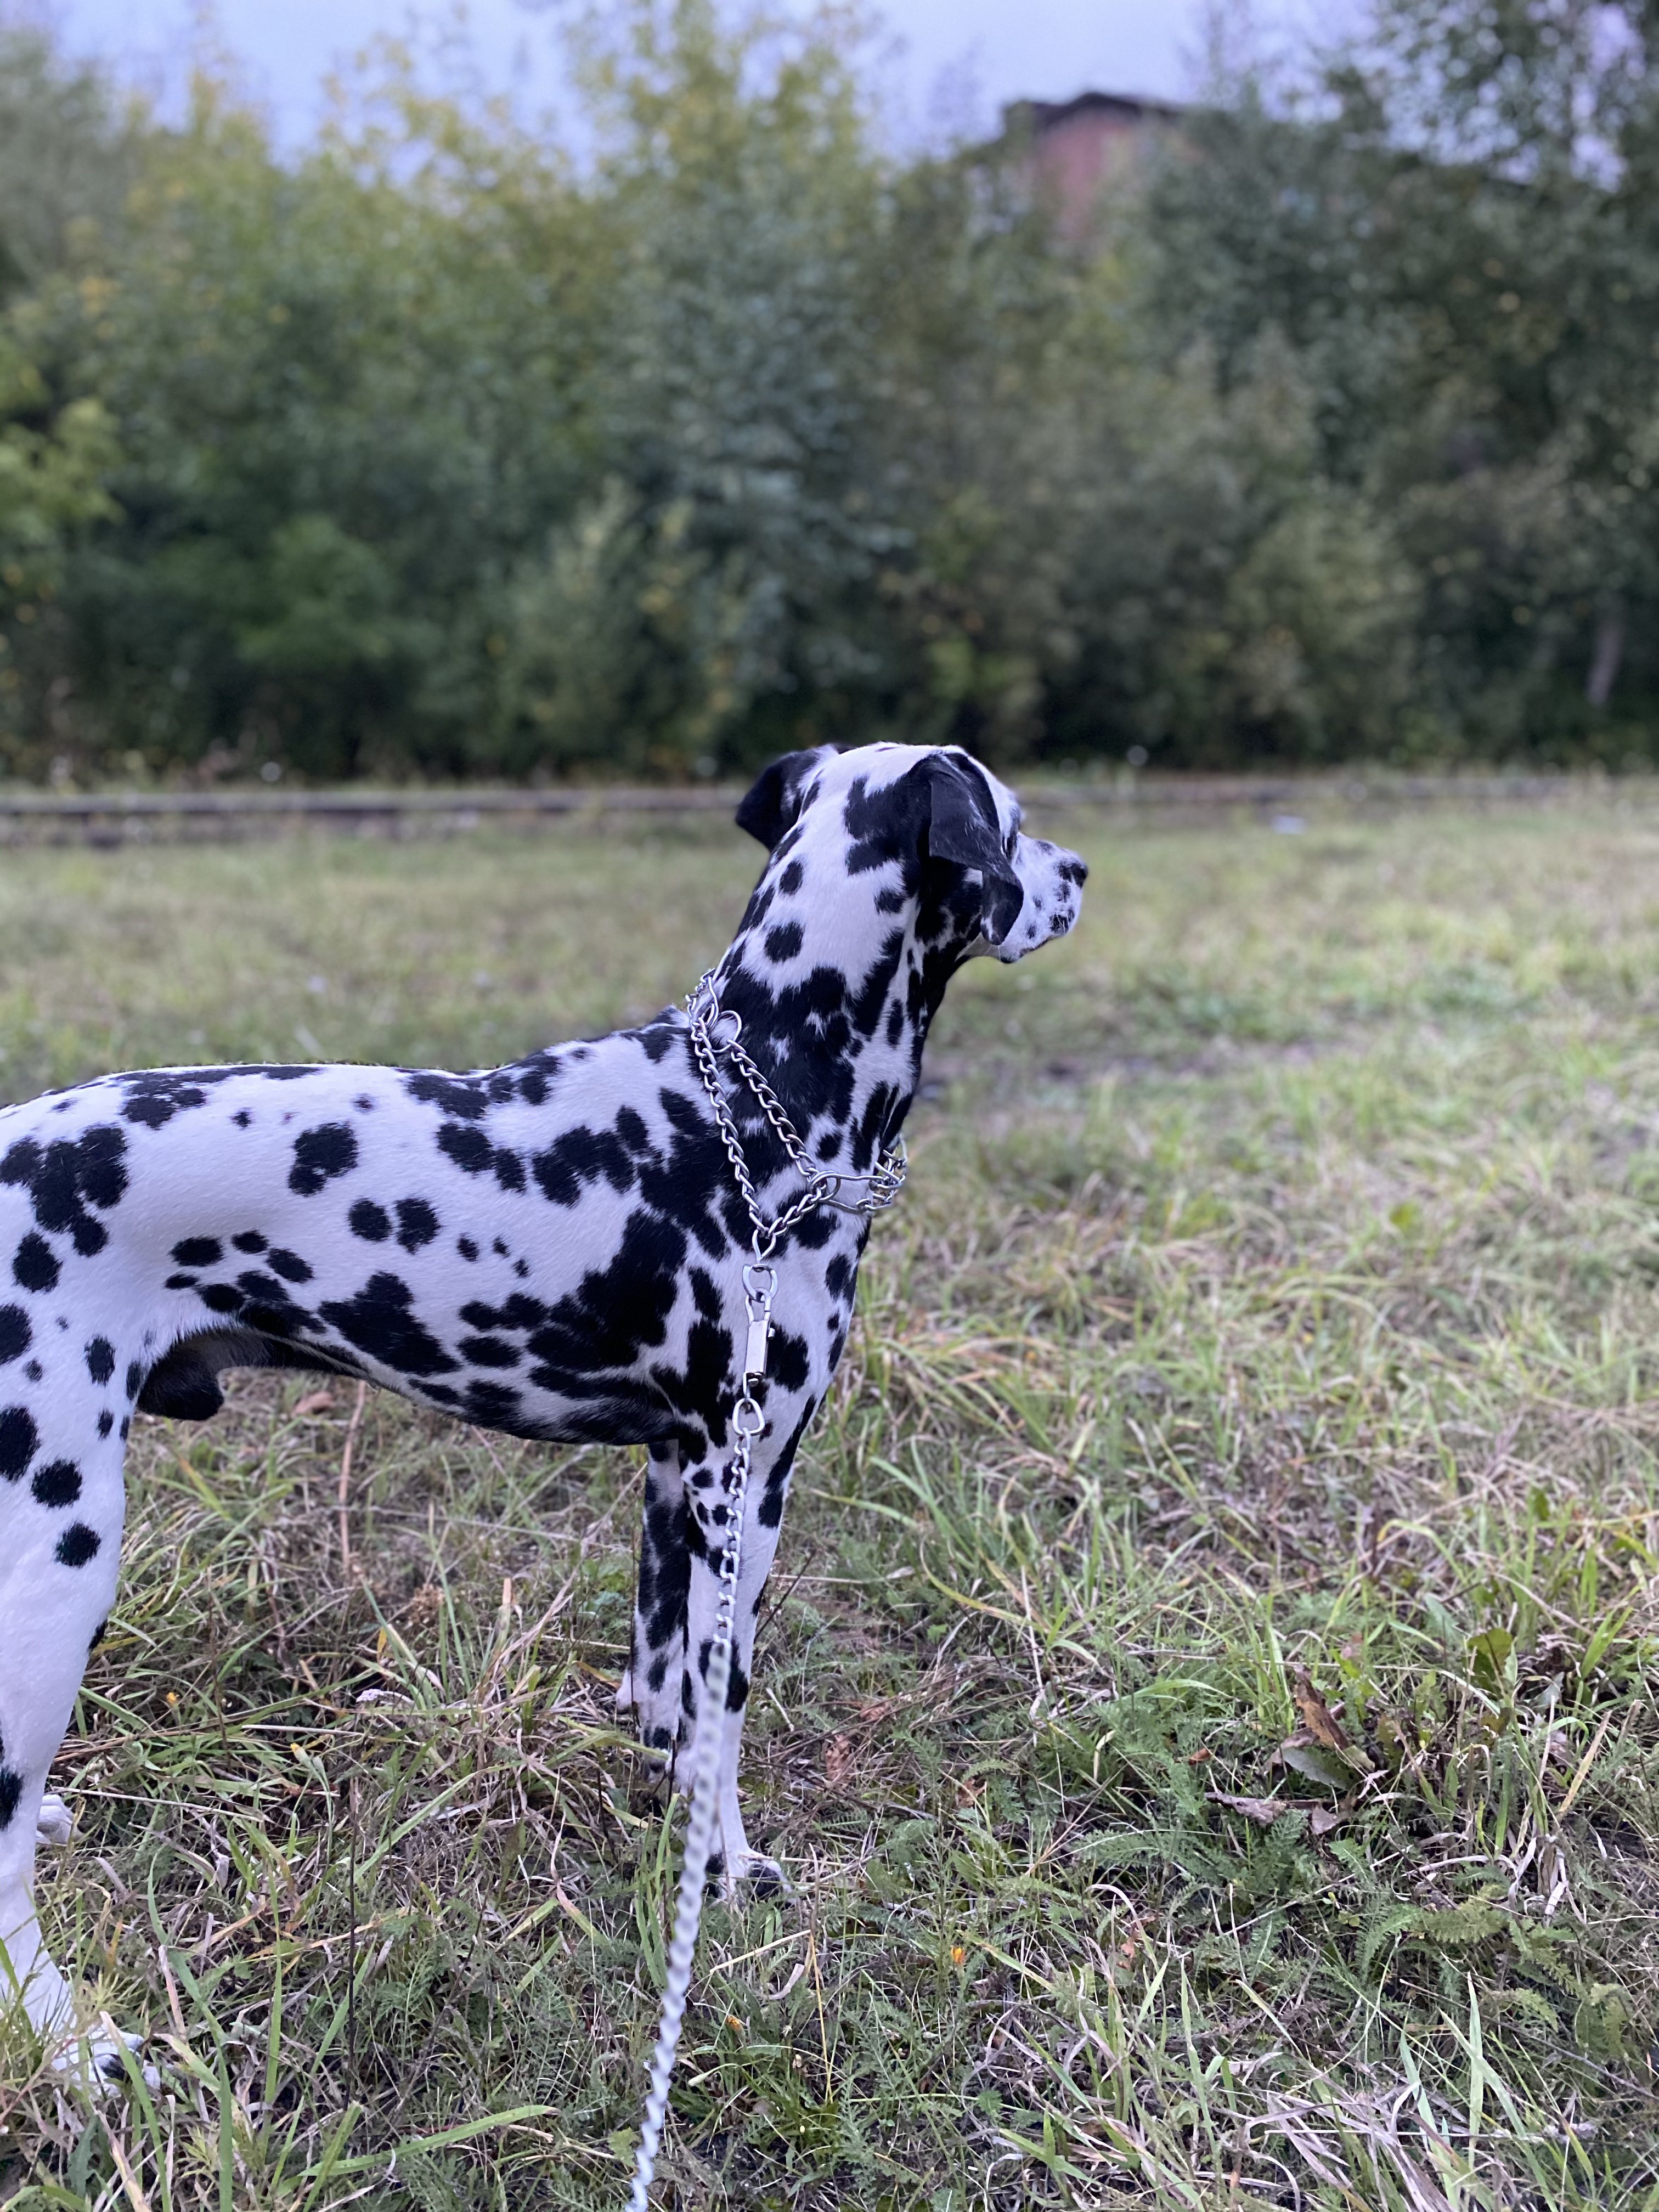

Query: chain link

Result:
[626,969,908,2209]
[684,967,906,1252]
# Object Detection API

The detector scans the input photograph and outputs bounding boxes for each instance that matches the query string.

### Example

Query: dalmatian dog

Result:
[0,740,1085,2083]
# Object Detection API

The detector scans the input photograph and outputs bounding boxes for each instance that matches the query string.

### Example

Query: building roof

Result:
[1003,91,1187,137]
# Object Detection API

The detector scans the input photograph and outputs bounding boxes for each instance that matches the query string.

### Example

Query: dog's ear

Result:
[735,748,833,850]
[921,753,1023,947]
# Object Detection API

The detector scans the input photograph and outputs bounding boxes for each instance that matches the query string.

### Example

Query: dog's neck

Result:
[708,833,963,1181]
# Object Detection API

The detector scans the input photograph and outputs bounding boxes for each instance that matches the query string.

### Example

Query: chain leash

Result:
[626,972,906,2210]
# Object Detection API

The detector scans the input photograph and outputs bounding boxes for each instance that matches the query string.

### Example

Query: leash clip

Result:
[742,1259,776,1380]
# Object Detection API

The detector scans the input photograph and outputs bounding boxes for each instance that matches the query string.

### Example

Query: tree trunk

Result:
[1587,599,1625,708]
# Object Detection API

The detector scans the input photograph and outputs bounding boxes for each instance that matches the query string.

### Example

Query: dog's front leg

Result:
[619,1442,691,1760]
[680,1420,800,1895]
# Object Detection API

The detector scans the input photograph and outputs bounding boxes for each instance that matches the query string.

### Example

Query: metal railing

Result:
[0,771,1644,847]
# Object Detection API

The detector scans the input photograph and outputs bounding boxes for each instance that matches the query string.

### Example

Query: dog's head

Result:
[736,742,1086,964]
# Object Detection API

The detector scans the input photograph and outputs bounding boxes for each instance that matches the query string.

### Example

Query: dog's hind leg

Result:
[0,1403,135,2085]
[619,1442,692,1761]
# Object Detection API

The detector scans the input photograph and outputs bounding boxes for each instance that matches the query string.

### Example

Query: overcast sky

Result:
[46,1,1223,148]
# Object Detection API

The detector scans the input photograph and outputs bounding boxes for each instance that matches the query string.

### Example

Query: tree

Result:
[1139,0,1659,754]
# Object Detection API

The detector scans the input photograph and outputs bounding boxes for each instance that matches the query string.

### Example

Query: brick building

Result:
[1003,91,1185,241]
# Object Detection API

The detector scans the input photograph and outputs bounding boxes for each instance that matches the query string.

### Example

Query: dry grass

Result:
[1,800,1657,2208]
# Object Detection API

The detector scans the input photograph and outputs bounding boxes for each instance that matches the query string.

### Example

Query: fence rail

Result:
[0,772,1646,848]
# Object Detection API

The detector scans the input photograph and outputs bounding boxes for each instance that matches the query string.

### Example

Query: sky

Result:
[42,0,1221,149]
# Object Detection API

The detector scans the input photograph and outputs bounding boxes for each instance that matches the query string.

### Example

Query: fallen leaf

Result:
[1278,1739,1358,1793]
[1291,1664,1369,1767]
[294,1390,336,1417]
[825,1734,854,1790]
[1208,1790,1304,1825]
[1308,1805,1347,1837]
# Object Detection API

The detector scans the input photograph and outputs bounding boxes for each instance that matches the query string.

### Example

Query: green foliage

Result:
[0,24,140,300]
[1141,0,1659,760]
[1,0,1658,776]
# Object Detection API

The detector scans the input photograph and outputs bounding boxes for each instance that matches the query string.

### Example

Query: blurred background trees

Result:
[0,0,1655,782]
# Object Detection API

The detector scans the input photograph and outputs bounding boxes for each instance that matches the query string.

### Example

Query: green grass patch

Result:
[2,805,1657,2207]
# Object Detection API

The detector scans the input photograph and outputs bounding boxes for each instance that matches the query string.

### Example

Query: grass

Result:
[2,799,1658,2209]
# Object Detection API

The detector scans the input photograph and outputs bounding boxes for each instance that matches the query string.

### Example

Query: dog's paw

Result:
[50,2025,159,2096]
[719,1852,793,1902]
[36,1793,74,1848]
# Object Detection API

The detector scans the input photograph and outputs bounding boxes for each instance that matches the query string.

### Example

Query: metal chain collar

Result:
[626,969,907,2209]
[684,967,907,1253]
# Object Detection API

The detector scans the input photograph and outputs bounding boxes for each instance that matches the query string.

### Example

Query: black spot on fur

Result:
[22,1126,130,1254]
[56,1522,100,1567]
[0,1306,29,1364]
[289,1123,358,1197]
[616,1108,651,1153]
[459,1335,520,1368]
[396,1198,439,1250]
[232,1231,267,1254]
[318,1273,460,1378]
[0,1768,19,1830]
[86,1338,115,1384]
[0,1405,38,1480]
[764,922,804,964]
[122,1082,206,1128]
[14,1235,59,1293]
[97,1409,113,1438]
[532,1127,636,1207]
[525,1210,685,1393]
[439,1123,493,1175]
[269,1248,313,1283]
[126,1361,143,1398]
[32,1459,80,1508]
[463,1379,521,1424]
[406,1072,493,1121]
[165,1273,198,1290]
[459,1292,549,1334]
[172,1237,222,1267]
[778,860,803,895]
[458,1236,479,1261]
[350,1200,391,1241]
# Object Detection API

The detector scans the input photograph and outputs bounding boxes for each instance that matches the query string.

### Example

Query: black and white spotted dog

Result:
[0,741,1085,2080]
